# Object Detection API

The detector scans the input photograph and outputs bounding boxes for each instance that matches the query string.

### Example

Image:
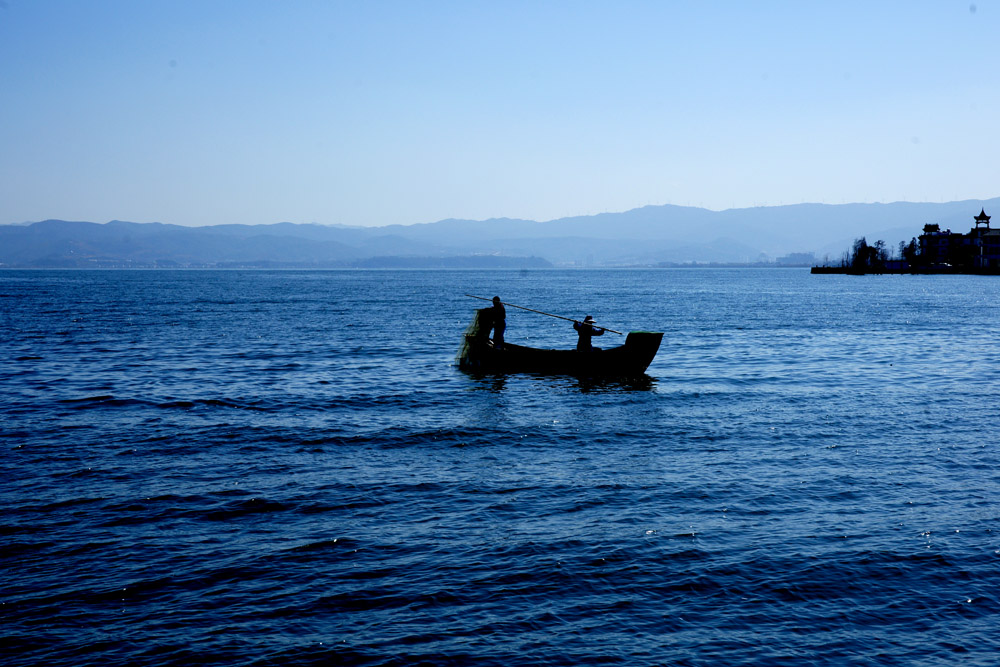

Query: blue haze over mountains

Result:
[3,199,998,268]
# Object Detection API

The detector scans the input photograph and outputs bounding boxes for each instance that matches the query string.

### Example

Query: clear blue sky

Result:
[1,1,997,227]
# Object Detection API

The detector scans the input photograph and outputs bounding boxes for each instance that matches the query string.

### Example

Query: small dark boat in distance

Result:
[459,332,664,376]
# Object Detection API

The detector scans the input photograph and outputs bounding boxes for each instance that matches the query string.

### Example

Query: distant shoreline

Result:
[0,263,816,270]
[811,266,1000,275]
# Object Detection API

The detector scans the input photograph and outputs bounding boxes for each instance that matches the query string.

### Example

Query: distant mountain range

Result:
[2,198,998,268]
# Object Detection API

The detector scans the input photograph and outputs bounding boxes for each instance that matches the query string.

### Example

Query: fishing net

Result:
[456,307,493,362]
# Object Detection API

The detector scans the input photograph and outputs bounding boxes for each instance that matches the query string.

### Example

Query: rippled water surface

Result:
[3,268,1000,666]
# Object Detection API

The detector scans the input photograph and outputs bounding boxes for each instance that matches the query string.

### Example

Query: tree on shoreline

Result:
[901,237,919,265]
[844,237,890,271]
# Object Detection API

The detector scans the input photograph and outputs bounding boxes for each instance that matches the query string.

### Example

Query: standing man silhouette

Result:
[490,296,506,350]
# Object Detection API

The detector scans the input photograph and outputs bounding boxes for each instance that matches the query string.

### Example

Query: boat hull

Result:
[459,331,663,376]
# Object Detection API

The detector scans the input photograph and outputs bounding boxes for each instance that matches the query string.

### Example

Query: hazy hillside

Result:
[2,198,998,268]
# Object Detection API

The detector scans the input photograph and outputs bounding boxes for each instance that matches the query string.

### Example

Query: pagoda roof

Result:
[975,208,991,222]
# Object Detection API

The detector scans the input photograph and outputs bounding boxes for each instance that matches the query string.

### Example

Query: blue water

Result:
[2,268,1000,666]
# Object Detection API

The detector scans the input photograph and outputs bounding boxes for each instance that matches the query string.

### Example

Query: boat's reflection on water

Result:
[573,374,656,393]
[462,370,657,393]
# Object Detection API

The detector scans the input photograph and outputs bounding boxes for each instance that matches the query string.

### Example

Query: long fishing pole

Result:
[464,294,623,335]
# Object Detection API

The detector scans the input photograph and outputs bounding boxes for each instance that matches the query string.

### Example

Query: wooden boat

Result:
[459,332,663,376]
[458,308,663,376]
